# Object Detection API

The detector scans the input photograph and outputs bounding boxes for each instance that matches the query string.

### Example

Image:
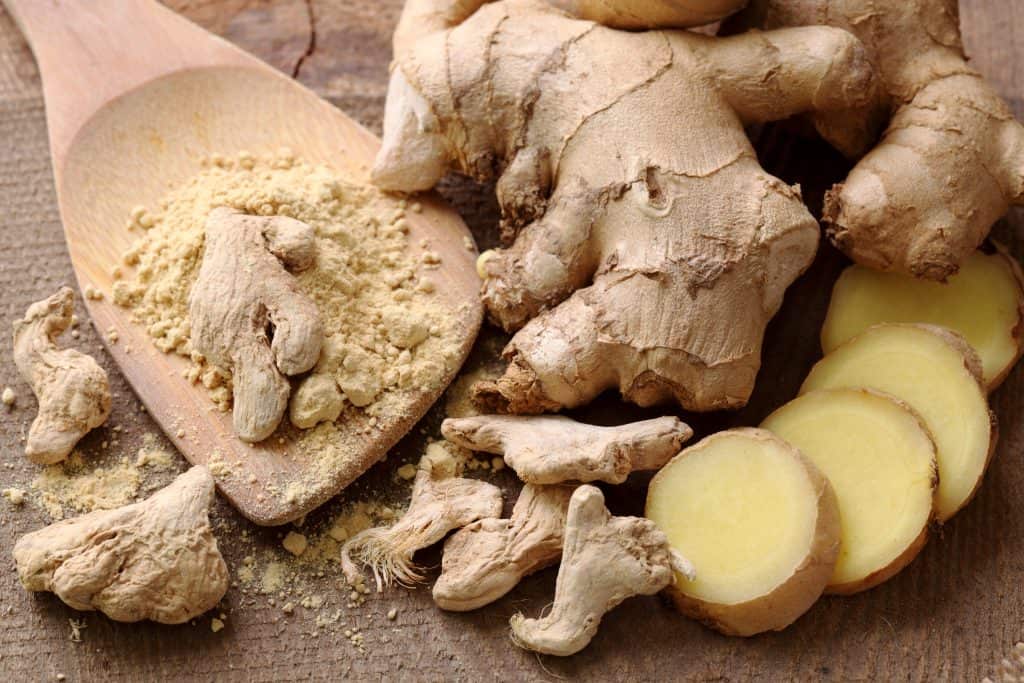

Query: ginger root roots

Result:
[13,467,228,623]
[510,484,693,656]
[441,415,691,484]
[433,483,574,611]
[189,208,323,442]
[341,445,503,591]
[13,287,110,464]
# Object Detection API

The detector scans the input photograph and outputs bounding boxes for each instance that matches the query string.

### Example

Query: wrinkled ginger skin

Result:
[12,287,110,464]
[13,467,228,624]
[189,208,323,442]
[376,0,883,414]
[434,484,574,611]
[555,0,749,29]
[441,415,691,484]
[730,0,1024,280]
[509,485,689,656]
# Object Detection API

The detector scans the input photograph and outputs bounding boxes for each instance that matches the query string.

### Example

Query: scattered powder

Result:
[2,488,25,505]
[210,618,225,633]
[1,387,14,406]
[134,433,176,470]
[282,531,309,557]
[396,464,417,481]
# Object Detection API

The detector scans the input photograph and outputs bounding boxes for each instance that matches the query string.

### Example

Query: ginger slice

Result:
[341,446,503,591]
[433,483,574,611]
[12,287,110,464]
[13,467,228,623]
[440,415,692,484]
[762,389,937,595]
[189,208,323,442]
[803,324,996,522]
[646,428,840,636]
[509,485,693,657]
[822,248,1024,390]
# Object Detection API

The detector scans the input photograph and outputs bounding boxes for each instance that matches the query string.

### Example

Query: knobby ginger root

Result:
[189,208,323,442]
[803,324,996,522]
[646,428,840,636]
[440,415,691,484]
[12,287,110,464]
[13,467,228,623]
[762,389,937,595]
[822,248,1024,390]
[433,483,574,611]
[375,0,883,414]
[341,446,503,591]
[730,0,1024,279]
[509,485,694,656]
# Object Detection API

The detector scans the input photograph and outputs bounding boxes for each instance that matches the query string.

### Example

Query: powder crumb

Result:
[2,488,25,505]
[68,618,86,643]
[210,618,225,633]
[491,457,505,472]
[387,608,398,621]
[282,602,295,615]
[396,464,417,481]
[1,387,14,406]
[261,562,286,594]
[282,531,309,557]
[135,434,176,470]
[84,286,103,301]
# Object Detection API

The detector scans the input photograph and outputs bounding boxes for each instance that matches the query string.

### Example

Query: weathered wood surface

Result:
[0,1,1021,680]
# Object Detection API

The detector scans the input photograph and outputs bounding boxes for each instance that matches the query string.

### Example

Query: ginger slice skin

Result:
[13,467,228,624]
[13,287,110,464]
[647,428,840,636]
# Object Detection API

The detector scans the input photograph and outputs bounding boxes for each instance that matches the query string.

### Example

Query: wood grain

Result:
[0,0,1022,680]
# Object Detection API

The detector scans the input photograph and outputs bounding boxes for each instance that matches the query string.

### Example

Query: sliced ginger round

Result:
[822,248,1024,389]
[802,324,995,522]
[761,389,937,594]
[646,428,840,636]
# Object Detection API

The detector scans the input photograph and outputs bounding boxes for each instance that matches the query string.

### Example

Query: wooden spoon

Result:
[3,0,482,525]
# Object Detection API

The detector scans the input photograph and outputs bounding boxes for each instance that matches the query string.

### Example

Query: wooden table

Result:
[1,1,1022,680]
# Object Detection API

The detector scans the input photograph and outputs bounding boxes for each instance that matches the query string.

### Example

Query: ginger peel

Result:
[13,287,110,464]
[13,467,228,624]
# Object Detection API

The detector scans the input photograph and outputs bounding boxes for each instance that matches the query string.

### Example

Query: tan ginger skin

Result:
[13,467,228,624]
[441,415,692,484]
[189,208,323,442]
[341,447,503,591]
[434,483,574,611]
[509,485,694,656]
[13,287,110,464]
[729,0,1024,280]
[374,0,882,414]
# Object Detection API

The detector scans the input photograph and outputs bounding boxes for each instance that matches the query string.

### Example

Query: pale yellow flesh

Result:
[761,390,935,588]
[802,325,991,521]
[646,433,819,605]
[822,251,1023,388]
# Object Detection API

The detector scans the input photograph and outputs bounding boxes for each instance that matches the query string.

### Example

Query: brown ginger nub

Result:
[341,446,503,591]
[13,467,228,624]
[509,485,694,656]
[441,415,692,484]
[433,483,573,611]
[189,208,322,442]
[12,287,110,464]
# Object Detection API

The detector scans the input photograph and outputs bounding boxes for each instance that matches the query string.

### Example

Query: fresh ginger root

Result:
[762,389,937,595]
[803,324,996,522]
[434,483,574,611]
[647,428,840,636]
[13,467,228,623]
[822,248,1024,390]
[341,444,503,591]
[441,415,691,484]
[510,484,694,656]
[375,0,883,414]
[12,287,110,464]
[189,208,323,442]
[729,0,1024,279]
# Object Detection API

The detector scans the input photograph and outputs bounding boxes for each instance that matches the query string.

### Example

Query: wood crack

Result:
[292,0,317,80]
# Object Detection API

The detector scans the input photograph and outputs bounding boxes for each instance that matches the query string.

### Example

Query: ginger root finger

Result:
[341,444,503,591]
[189,207,323,442]
[441,414,691,484]
[762,389,937,595]
[434,483,573,611]
[803,324,995,522]
[509,484,693,657]
[822,248,1024,390]
[13,467,228,624]
[12,287,110,464]
[647,428,840,636]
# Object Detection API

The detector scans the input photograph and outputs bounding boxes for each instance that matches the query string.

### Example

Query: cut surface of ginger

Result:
[802,324,995,522]
[761,389,937,594]
[646,428,839,636]
[822,249,1024,389]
